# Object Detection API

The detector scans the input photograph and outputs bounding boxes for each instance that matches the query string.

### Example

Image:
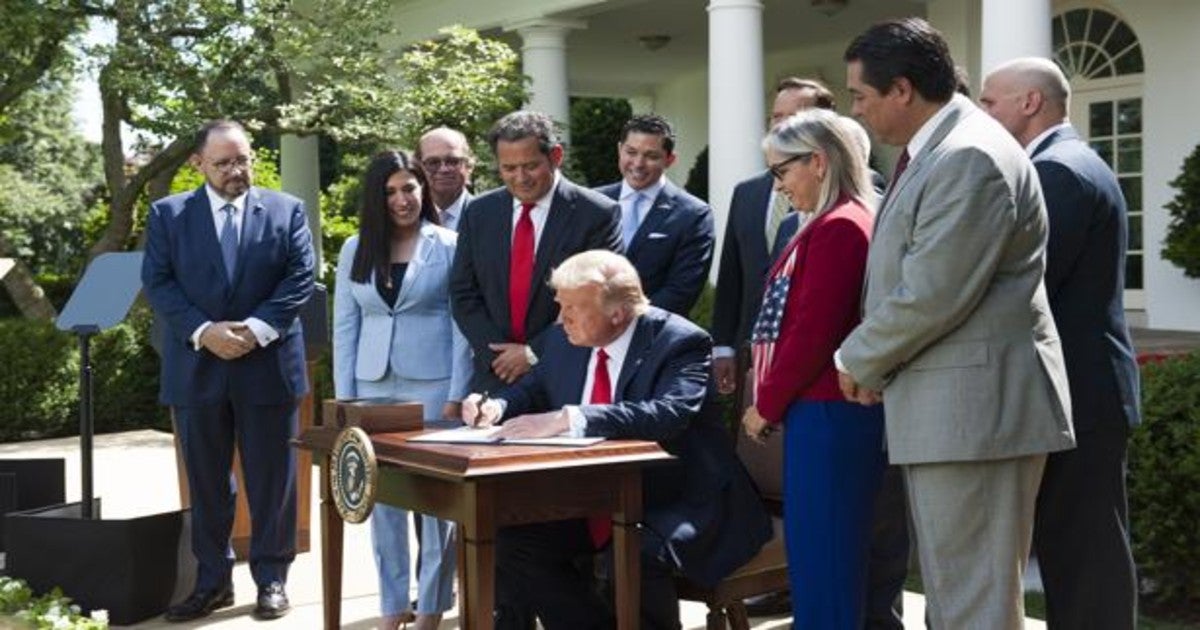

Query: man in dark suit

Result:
[415,126,474,231]
[982,57,1141,630]
[463,250,772,630]
[452,110,623,392]
[142,120,315,622]
[595,114,714,315]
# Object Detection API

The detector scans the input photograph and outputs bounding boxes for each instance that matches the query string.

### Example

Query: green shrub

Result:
[0,306,164,442]
[1131,352,1200,612]
[0,576,108,628]
[1162,143,1200,277]
[568,96,631,187]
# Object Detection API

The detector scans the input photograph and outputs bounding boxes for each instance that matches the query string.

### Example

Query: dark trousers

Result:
[1033,421,1136,630]
[495,519,682,630]
[176,400,298,592]
[864,464,909,630]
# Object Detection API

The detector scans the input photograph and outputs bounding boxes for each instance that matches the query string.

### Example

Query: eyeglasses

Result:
[768,153,813,180]
[422,156,468,171]
[208,156,253,172]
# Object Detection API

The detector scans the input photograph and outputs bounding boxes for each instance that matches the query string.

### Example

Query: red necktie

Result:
[587,348,614,548]
[508,202,536,343]
[881,149,911,208]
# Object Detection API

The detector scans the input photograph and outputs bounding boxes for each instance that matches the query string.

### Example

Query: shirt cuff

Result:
[713,346,736,359]
[191,322,213,351]
[834,348,848,373]
[564,405,587,438]
[243,317,280,347]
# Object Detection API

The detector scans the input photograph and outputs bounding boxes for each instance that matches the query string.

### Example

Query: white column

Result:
[980,0,1052,74]
[280,134,322,270]
[507,19,585,144]
[707,0,765,281]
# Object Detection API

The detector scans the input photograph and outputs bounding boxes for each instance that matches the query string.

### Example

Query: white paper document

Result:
[407,426,605,447]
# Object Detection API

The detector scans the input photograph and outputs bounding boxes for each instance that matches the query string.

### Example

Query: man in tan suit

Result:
[837,19,1075,629]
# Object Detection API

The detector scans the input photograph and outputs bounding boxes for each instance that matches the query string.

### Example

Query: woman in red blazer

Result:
[742,109,885,629]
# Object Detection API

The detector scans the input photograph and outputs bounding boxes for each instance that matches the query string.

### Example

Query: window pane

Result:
[1117,99,1142,134]
[1125,253,1143,290]
[1065,9,1089,43]
[1127,214,1142,252]
[1090,10,1116,45]
[1118,137,1142,173]
[1108,21,1137,56]
[1114,46,1145,75]
[1053,17,1066,51]
[1090,101,1114,137]
[1119,176,1142,212]
[1091,140,1114,168]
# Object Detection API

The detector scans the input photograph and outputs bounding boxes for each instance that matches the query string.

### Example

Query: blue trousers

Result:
[783,400,886,629]
[176,400,298,592]
[358,374,457,615]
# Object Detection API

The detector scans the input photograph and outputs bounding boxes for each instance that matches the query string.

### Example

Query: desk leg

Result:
[319,458,344,630]
[461,482,496,630]
[613,469,643,630]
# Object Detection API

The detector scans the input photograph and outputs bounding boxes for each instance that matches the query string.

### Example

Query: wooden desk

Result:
[297,426,672,630]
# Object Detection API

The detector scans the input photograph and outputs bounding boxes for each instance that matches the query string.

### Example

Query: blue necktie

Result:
[219,204,239,280]
[623,193,646,248]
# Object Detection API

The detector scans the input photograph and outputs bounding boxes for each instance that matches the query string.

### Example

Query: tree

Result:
[0,1,87,117]
[84,0,412,258]
[1162,143,1200,278]
[568,97,631,187]
[393,25,528,184]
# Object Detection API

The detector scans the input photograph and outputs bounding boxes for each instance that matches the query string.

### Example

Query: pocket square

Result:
[647,232,669,239]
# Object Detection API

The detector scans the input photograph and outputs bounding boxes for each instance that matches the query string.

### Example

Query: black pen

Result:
[471,391,490,428]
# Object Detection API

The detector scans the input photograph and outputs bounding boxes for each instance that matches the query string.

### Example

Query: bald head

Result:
[416,126,474,209]
[980,57,1071,146]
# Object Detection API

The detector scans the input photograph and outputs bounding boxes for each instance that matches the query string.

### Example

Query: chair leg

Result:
[726,601,751,630]
[706,604,728,630]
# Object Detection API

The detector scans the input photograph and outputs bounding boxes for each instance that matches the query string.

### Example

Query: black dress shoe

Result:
[744,589,793,617]
[254,581,290,620]
[164,584,234,622]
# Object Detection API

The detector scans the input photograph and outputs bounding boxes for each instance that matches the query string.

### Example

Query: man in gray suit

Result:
[416,126,475,231]
[982,58,1140,630]
[838,19,1076,629]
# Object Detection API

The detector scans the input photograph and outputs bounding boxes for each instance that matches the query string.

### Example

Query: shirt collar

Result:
[205,184,248,215]
[1024,121,1071,155]
[598,316,638,368]
[906,98,958,160]
[619,176,666,204]
[511,170,562,212]
[438,188,470,217]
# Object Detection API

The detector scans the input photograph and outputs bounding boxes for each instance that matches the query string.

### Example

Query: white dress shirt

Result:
[564,319,638,437]
[1024,121,1070,156]
[189,185,279,350]
[509,171,562,252]
[619,176,666,232]
[438,188,470,231]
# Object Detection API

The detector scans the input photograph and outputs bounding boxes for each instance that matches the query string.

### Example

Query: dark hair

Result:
[954,65,972,97]
[194,119,248,154]
[619,114,676,153]
[486,110,559,156]
[350,150,439,284]
[843,18,956,103]
[775,77,837,111]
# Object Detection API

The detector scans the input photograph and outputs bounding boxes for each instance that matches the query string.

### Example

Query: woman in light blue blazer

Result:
[333,150,471,630]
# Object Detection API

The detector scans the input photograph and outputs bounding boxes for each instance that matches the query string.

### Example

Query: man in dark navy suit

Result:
[452,111,623,392]
[463,250,771,630]
[595,115,714,315]
[142,120,315,622]
[982,57,1141,630]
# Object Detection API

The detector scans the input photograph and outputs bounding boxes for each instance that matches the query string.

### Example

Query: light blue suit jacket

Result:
[333,222,472,401]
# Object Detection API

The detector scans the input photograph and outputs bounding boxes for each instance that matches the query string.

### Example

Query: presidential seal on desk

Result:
[330,427,377,523]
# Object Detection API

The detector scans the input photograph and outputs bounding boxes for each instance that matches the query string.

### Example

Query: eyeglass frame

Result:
[421,156,470,171]
[767,152,814,181]
[207,155,254,173]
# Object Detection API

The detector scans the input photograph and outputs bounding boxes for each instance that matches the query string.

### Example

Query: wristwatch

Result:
[524,345,539,367]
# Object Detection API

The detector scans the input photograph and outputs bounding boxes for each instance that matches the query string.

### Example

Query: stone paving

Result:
[0,430,1045,629]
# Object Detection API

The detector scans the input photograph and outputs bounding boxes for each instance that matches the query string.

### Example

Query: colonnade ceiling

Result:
[389,0,927,99]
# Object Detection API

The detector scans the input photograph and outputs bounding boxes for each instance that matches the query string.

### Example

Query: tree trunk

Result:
[0,234,57,320]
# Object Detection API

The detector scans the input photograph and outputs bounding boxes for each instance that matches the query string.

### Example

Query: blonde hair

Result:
[762,108,874,223]
[550,250,650,316]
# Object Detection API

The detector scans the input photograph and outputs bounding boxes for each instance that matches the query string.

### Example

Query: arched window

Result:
[1053,7,1146,305]
[1053,7,1143,79]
